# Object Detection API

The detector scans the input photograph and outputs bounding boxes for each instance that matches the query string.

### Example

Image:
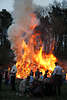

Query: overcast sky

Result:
[0,0,62,12]
[0,0,14,11]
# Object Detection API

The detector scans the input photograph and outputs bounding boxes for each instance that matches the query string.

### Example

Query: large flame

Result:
[16,45,57,79]
[15,13,57,79]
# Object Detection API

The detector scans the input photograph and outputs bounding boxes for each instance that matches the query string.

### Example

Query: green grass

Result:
[0,82,67,100]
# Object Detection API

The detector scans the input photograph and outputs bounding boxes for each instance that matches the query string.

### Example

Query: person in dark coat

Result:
[11,69,16,90]
[5,71,9,86]
[44,70,48,79]
[35,69,40,79]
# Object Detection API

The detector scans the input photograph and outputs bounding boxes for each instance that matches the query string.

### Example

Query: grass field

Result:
[0,82,67,100]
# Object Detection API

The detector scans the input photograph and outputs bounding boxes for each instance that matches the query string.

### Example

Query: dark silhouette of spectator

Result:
[0,71,2,90]
[35,69,40,79]
[30,70,34,85]
[11,69,16,90]
[30,70,33,76]
[53,62,63,96]
[5,71,9,86]
[44,70,48,79]
[39,72,44,80]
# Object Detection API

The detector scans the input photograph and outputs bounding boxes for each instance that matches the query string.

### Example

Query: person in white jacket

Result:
[53,62,63,96]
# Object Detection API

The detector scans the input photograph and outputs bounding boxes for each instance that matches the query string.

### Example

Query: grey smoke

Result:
[8,0,39,60]
[8,0,52,60]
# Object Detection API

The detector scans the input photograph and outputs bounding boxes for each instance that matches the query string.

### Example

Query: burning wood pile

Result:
[16,40,57,79]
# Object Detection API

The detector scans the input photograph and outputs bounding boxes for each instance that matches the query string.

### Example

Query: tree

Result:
[35,2,67,59]
[0,38,16,69]
[0,9,12,29]
[49,5,67,59]
[0,9,15,70]
[34,11,53,54]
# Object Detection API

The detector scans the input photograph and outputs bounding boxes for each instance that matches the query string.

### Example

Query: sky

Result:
[0,0,14,11]
[0,0,62,12]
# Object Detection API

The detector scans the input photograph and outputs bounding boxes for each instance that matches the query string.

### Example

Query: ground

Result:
[0,82,67,100]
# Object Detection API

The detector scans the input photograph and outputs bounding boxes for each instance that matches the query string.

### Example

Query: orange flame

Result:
[16,13,57,79]
[16,39,57,79]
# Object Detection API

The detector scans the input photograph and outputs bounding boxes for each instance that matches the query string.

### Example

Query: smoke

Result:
[8,0,39,59]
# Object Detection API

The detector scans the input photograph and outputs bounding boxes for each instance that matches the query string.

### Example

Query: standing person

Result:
[39,72,44,81]
[30,70,33,76]
[19,78,26,96]
[44,70,48,79]
[53,62,63,96]
[11,69,16,90]
[5,71,9,86]
[35,69,40,79]
[0,71,2,90]
[29,70,34,85]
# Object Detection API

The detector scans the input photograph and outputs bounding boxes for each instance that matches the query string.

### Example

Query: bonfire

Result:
[8,0,57,79]
[16,14,57,79]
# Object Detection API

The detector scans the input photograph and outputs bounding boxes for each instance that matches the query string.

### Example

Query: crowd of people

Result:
[17,62,66,97]
[0,62,66,97]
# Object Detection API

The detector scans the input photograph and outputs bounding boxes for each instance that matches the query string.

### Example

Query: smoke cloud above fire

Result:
[8,0,40,58]
[8,0,38,40]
